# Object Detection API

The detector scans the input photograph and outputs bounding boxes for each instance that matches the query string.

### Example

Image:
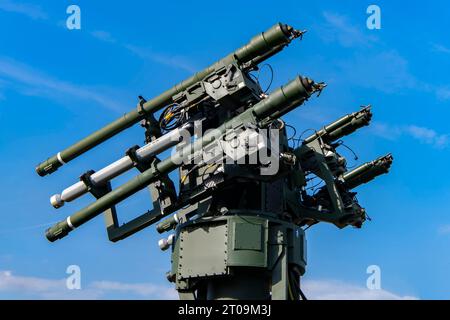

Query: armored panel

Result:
[234,223,262,250]
[227,216,268,267]
[178,222,228,279]
[288,227,307,275]
[264,179,284,213]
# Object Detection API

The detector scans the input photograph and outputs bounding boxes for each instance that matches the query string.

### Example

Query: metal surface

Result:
[50,123,192,208]
[37,22,394,300]
[35,23,303,177]
[45,75,317,242]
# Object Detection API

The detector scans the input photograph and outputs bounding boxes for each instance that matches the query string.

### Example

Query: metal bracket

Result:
[125,145,152,173]
[137,95,162,142]
[80,170,112,199]
[136,95,147,116]
[78,170,127,242]
[102,128,177,242]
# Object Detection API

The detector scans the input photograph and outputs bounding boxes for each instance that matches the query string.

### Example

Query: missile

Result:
[45,75,322,242]
[303,106,372,144]
[36,23,305,177]
[50,123,193,208]
[342,154,393,189]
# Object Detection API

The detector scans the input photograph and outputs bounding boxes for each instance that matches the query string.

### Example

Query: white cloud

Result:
[436,87,450,100]
[319,11,378,48]
[336,50,450,101]
[294,106,335,125]
[124,44,197,73]
[370,122,402,141]
[437,225,450,235]
[405,125,449,147]
[319,12,420,94]
[371,122,449,149]
[91,281,177,299]
[87,30,196,73]
[1,270,417,300]
[303,279,417,300]
[90,30,117,43]
[2,1,196,74]
[337,50,421,94]
[0,78,6,100]
[0,56,124,111]
[0,270,98,299]
[0,0,47,20]
[0,221,59,235]
[431,43,450,55]
[320,12,450,101]
[0,270,176,300]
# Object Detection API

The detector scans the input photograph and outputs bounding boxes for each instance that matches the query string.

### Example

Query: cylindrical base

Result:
[171,215,307,300]
[206,268,271,300]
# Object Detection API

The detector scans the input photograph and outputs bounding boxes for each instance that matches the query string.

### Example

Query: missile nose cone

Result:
[45,227,57,242]
[50,194,64,208]
[35,165,45,177]
[158,238,169,251]
[45,220,72,242]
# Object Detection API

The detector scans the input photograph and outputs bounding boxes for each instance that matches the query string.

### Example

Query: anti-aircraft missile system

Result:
[36,22,393,300]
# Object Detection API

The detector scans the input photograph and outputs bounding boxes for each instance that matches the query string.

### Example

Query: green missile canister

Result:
[342,154,393,189]
[45,75,319,242]
[303,106,372,144]
[36,23,303,177]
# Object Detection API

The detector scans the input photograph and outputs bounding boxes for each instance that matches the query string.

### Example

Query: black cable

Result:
[299,128,316,140]
[306,179,324,191]
[285,124,297,140]
[249,72,259,84]
[285,124,298,148]
[305,175,319,182]
[250,64,274,94]
[297,128,317,147]
[299,288,308,301]
[159,103,185,132]
[335,140,359,168]
[336,140,358,161]
[312,183,325,195]
[289,269,306,301]
[258,64,274,93]
[287,270,296,300]
[268,119,285,132]
[180,163,201,184]
[291,138,302,148]
[201,163,220,182]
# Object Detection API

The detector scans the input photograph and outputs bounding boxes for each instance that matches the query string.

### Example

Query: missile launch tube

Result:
[36,23,302,177]
[45,75,317,242]
[303,106,372,144]
[50,123,193,208]
[342,154,393,189]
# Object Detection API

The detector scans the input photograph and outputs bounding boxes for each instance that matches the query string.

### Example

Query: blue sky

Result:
[0,0,449,299]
